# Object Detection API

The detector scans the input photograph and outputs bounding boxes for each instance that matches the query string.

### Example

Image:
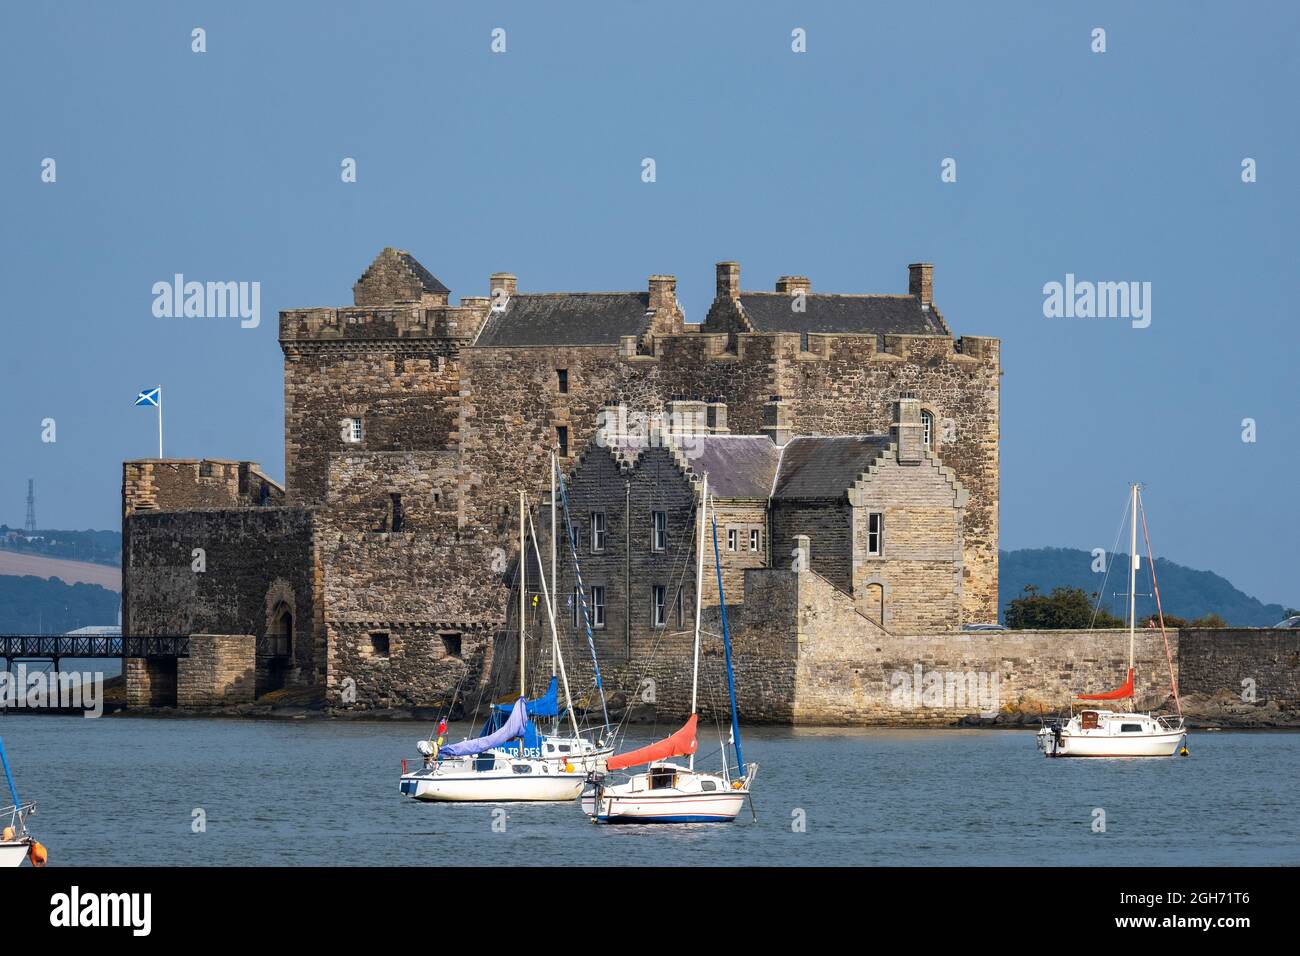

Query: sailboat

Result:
[1036,483,1188,758]
[399,488,608,801]
[1,736,47,868]
[581,475,758,823]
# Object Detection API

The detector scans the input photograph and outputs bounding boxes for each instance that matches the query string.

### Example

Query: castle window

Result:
[675,587,684,628]
[369,631,390,658]
[388,493,404,532]
[440,633,461,658]
[590,511,607,552]
[269,603,293,658]
[590,586,605,627]
[346,417,363,443]
[867,512,883,556]
[556,425,569,458]
[749,529,760,552]
[199,461,214,478]
[651,511,667,551]
[727,529,737,552]
[573,588,581,629]
[652,585,667,627]
[557,369,569,393]
[921,410,933,448]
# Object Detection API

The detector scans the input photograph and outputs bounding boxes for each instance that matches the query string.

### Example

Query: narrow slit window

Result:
[652,585,667,627]
[557,369,569,393]
[867,512,883,556]
[591,511,606,552]
[591,586,605,628]
[556,425,569,458]
[651,511,667,552]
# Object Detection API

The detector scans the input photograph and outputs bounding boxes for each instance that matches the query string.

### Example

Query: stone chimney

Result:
[762,396,793,448]
[489,272,517,310]
[648,275,677,313]
[895,393,924,464]
[716,261,740,300]
[908,263,933,307]
[665,399,707,438]
[775,276,811,295]
[706,401,729,435]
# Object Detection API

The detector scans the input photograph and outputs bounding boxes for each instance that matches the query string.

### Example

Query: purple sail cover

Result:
[438,697,530,758]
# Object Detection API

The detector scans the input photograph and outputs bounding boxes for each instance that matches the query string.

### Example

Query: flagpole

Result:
[157,385,163,458]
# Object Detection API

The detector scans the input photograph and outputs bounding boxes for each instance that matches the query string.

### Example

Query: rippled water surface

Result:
[2,715,1295,866]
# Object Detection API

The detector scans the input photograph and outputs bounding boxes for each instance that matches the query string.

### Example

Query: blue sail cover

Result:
[491,676,558,719]
[439,697,530,758]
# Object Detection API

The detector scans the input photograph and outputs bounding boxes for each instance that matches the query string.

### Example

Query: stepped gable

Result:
[474,292,653,347]
[353,247,450,306]
[771,435,894,499]
[738,293,946,336]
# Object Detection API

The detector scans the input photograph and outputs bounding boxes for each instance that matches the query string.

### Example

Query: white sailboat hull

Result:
[1037,711,1186,758]
[0,842,30,868]
[582,762,755,823]
[400,753,588,802]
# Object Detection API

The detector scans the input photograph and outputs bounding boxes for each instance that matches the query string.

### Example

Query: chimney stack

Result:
[908,263,933,307]
[648,275,677,313]
[716,261,740,300]
[490,272,518,302]
[762,396,793,448]
[895,393,924,464]
[775,276,811,295]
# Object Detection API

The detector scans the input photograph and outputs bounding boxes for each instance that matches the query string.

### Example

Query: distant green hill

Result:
[999,548,1293,627]
[0,575,120,632]
[0,526,120,566]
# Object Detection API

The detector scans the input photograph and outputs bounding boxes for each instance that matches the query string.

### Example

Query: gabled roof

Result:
[474,293,652,347]
[738,293,945,336]
[771,436,892,500]
[686,436,782,499]
[397,251,450,295]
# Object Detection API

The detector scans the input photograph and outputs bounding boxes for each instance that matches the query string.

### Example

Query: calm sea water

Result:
[1,715,1296,866]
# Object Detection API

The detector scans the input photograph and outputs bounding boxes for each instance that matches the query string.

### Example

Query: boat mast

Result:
[527,508,582,738]
[519,489,526,699]
[711,503,745,777]
[1128,481,1138,685]
[550,452,558,680]
[689,475,707,771]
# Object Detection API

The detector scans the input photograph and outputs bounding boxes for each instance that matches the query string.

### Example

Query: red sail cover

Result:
[1078,667,1134,700]
[607,715,698,771]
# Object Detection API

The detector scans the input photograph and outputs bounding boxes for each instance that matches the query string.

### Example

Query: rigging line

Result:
[1137,489,1182,718]
[609,495,702,743]
[555,457,610,731]
[1088,493,1132,629]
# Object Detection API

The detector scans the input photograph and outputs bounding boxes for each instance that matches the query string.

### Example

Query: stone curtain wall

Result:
[1178,628,1300,705]
[122,507,320,687]
[318,451,504,707]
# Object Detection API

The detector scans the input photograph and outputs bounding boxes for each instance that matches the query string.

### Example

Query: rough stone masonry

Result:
[119,248,1296,723]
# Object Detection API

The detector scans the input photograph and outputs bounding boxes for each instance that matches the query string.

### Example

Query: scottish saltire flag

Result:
[135,387,160,407]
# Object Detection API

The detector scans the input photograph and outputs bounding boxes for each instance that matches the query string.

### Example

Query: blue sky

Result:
[2,2,1296,605]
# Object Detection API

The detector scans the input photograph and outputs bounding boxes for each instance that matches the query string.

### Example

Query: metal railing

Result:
[0,635,190,659]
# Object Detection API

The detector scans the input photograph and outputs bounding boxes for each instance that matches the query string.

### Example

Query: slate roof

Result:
[474,293,652,347]
[399,252,450,295]
[739,293,946,336]
[685,436,783,498]
[771,436,893,500]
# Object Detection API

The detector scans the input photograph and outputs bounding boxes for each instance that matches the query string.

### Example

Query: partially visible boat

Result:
[1036,483,1188,759]
[1,736,47,868]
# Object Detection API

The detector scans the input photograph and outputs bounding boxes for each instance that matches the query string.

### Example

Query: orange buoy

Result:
[28,841,48,867]
[1,826,14,842]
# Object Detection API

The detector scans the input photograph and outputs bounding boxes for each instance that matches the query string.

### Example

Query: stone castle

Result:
[121,248,1003,720]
